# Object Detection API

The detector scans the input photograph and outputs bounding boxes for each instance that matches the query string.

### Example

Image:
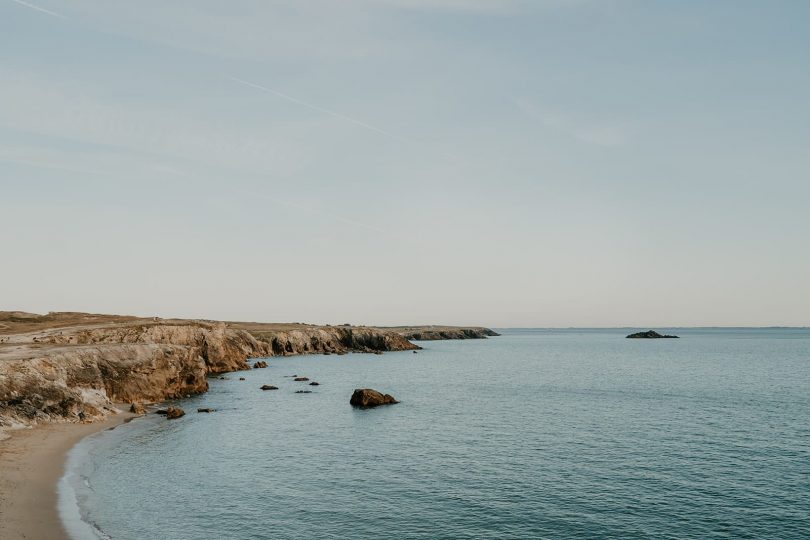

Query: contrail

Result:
[8,0,66,19]
[227,76,409,143]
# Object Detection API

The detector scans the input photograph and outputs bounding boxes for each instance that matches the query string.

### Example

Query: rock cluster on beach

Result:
[626,330,680,339]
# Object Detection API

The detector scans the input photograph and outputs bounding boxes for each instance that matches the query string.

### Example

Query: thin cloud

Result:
[227,76,409,143]
[8,0,67,19]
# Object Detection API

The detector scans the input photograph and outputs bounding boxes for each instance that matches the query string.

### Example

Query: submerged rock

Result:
[155,409,168,415]
[239,377,246,381]
[294,377,309,382]
[253,361,268,369]
[129,403,146,415]
[260,385,279,391]
[626,330,679,339]
[309,381,320,386]
[197,408,216,413]
[350,388,398,408]
[295,390,312,394]
[166,406,185,419]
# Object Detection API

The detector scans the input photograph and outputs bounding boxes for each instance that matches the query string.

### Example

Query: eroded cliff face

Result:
[0,315,419,429]
[0,344,208,428]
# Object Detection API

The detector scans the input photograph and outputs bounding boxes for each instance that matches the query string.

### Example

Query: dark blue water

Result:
[63,329,810,539]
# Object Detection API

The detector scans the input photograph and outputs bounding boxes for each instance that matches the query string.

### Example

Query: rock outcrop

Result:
[166,406,185,419]
[130,403,146,415]
[626,330,680,339]
[350,388,398,408]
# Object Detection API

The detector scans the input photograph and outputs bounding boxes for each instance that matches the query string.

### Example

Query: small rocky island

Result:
[350,388,398,408]
[626,330,680,339]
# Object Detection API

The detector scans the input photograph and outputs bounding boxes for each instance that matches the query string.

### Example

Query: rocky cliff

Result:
[0,313,427,429]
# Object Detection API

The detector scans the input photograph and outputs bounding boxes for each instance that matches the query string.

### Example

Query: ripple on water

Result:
[66,329,810,539]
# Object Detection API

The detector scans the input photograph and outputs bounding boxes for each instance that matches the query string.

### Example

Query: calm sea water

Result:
[61,329,810,539]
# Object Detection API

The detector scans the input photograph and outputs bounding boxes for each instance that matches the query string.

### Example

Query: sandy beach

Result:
[0,413,134,540]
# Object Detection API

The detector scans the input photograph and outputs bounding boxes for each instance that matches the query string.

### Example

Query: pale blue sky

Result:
[2,0,808,326]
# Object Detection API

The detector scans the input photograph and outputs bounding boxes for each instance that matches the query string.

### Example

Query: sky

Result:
[1,0,809,327]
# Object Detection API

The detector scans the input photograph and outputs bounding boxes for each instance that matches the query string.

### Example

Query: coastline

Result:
[0,412,135,540]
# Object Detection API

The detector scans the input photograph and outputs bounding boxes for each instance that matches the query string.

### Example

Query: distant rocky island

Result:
[626,330,680,339]
[0,311,498,430]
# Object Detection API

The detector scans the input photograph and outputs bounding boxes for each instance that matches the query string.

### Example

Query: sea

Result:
[59,328,810,539]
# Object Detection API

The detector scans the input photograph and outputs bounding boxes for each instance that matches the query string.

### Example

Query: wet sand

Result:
[0,414,134,540]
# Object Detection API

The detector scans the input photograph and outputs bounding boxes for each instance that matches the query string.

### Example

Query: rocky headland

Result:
[0,312,496,431]
[390,326,500,341]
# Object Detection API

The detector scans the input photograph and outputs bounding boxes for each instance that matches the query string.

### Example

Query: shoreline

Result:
[0,412,135,540]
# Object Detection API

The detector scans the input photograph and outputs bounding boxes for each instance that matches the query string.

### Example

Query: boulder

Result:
[350,389,398,408]
[197,408,216,413]
[294,377,309,382]
[166,407,185,419]
[129,403,146,415]
[155,409,168,415]
[239,377,246,381]
[260,385,279,391]
[253,361,268,369]
[309,382,320,386]
[626,330,679,339]
[295,390,312,394]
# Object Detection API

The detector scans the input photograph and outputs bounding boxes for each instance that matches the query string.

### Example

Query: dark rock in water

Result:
[129,403,146,415]
[350,388,398,408]
[197,408,216,413]
[309,381,320,386]
[626,330,679,339]
[219,377,228,380]
[253,361,268,369]
[294,377,309,382]
[166,407,185,419]
[239,377,246,381]
[260,385,279,391]
[323,351,332,355]
[155,409,168,415]
[413,350,418,354]
[295,390,312,394]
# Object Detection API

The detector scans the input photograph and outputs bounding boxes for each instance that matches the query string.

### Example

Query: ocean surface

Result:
[61,328,810,539]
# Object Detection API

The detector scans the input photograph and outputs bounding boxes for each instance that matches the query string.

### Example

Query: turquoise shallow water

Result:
[64,329,810,539]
